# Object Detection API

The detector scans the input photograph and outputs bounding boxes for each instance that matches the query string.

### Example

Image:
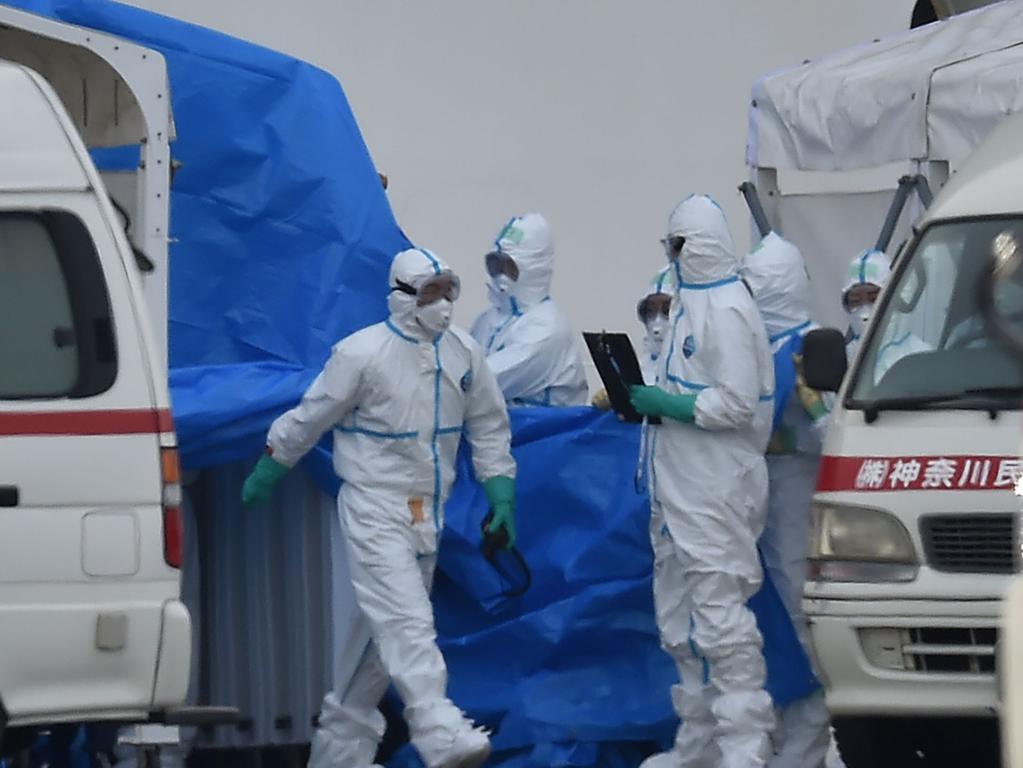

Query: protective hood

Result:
[495,213,554,310]
[387,247,452,338]
[640,267,675,361]
[666,195,738,285]
[647,265,676,297]
[842,249,892,297]
[742,232,812,340]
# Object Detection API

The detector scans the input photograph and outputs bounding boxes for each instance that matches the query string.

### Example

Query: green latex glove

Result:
[629,385,698,424]
[242,453,290,506]
[482,475,517,548]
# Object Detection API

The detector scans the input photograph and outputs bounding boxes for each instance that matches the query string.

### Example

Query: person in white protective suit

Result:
[636,267,676,384]
[471,213,588,407]
[842,248,891,362]
[629,195,776,768]
[743,233,846,768]
[591,267,675,410]
[843,249,930,382]
[240,248,518,768]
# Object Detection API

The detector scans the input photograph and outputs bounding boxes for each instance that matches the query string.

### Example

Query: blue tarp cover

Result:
[384,407,817,766]
[4,2,818,764]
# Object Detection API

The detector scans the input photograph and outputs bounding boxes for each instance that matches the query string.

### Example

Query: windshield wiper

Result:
[854,386,1023,423]
[961,386,1023,398]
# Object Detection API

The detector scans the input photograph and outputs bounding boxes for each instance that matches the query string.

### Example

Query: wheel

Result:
[833,716,1000,768]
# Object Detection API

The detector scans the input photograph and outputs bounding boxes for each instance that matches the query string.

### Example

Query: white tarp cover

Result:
[749,0,1023,172]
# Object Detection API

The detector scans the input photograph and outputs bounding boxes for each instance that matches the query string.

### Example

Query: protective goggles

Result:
[393,271,461,306]
[637,292,672,323]
[843,283,880,311]
[485,250,520,281]
[660,235,686,259]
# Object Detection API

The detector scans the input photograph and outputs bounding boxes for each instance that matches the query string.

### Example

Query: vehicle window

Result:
[0,211,117,399]
[849,218,1023,407]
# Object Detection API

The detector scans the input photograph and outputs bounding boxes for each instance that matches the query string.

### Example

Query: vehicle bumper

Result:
[1,595,190,727]
[152,599,191,708]
[806,597,1001,717]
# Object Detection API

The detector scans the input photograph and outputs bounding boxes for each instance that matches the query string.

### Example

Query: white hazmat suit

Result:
[842,249,930,384]
[471,213,588,406]
[264,248,516,768]
[842,249,891,362]
[744,233,842,768]
[641,196,776,768]
[638,268,676,384]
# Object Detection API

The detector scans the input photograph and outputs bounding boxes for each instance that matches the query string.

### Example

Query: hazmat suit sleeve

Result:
[483,318,559,403]
[267,344,363,467]
[464,344,517,482]
[693,306,763,432]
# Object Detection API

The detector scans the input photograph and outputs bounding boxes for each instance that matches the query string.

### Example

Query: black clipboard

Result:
[583,331,660,424]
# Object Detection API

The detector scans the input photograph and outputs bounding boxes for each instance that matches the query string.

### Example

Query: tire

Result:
[833,716,1000,768]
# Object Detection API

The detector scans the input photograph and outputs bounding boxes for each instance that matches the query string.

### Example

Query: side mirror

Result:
[802,328,848,393]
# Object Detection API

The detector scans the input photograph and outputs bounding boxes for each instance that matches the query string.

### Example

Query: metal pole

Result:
[914,174,934,208]
[738,181,772,238]
[875,175,917,252]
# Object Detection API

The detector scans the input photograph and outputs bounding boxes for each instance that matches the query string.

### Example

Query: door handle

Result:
[0,486,19,507]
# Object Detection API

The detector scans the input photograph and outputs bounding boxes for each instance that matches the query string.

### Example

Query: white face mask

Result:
[847,301,875,339]
[646,316,669,345]
[493,274,515,294]
[642,317,669,361]
[416,298,453,335]
[487,275,517,312]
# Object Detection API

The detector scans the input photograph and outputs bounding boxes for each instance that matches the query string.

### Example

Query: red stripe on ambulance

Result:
[0,409,173,436]
[817,455,1022,492]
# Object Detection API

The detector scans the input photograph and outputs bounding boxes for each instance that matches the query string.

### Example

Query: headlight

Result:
[810,502,918,583]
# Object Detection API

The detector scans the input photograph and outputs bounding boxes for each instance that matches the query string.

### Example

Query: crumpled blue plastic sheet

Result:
[9,0,411,470]
[302,407,820,767]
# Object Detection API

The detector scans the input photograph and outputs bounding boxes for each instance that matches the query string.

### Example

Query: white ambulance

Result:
[0,5,192,750]
[805,108,1023,765]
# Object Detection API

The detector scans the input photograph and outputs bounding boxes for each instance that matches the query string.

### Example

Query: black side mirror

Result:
[802,328,848,392]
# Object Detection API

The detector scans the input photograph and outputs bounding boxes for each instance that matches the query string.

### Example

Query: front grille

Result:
[920,514,1017,574]
[905,627,998,674]
[860,626,999,675]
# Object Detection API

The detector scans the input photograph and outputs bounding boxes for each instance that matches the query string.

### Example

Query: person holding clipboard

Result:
[629,195,776,768]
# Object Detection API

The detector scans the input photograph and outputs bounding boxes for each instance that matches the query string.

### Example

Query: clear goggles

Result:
[660,234,686,259]
[485,250,520,281]
[843,283,881,311]
[393,270,461,307]
[637,292,672,323]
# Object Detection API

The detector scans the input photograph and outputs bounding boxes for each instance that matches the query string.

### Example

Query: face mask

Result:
[493,274,515,294]
[416,298,453,335]
[487,275,516,312]
[646,316,669,344]
[847,301,875,339]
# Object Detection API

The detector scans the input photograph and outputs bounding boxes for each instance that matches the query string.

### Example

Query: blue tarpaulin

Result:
[5,2,818,764]
[382,407,818,766]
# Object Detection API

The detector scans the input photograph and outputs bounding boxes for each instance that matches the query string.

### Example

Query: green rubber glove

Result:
[482,475,517,548]
[242,453,290,506]
[629,385,698,424]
